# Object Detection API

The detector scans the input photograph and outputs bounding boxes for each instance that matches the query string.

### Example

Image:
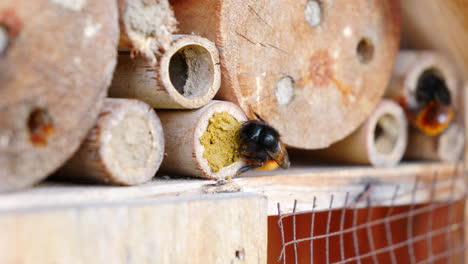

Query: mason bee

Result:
[236,112,290,176]
[409,70,454,136]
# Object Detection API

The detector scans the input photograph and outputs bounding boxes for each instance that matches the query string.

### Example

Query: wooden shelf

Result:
[0,193,267,264]
[0,162,464,216]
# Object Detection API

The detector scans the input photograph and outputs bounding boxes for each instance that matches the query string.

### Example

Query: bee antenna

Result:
[253,111,265,122]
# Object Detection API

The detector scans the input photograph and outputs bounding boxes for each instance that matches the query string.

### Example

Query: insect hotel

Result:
[0,0,467,263]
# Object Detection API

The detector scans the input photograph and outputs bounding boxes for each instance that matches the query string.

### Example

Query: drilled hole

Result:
[169,45,213,99]
[305,0,322,27]
[275,76,295,105]
[356,38,374,64]
[235,249,245,260]
[28,108,54,146]
[374,114,399,155]
[0,25,8,55]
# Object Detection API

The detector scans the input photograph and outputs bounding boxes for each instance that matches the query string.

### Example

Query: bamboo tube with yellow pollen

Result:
[158,100,247,180]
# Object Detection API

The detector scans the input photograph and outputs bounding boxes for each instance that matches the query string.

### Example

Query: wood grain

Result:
[0,0,119,192]
[170,0,400,149]
[401,0,468,81]
[0,193,267,264]
[0,163,462,216]
[56,98,165,186]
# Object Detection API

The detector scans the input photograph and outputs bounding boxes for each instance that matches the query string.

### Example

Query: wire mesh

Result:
[275,167,467,264]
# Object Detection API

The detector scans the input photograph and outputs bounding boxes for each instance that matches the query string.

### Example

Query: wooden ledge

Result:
[0,162,464,215]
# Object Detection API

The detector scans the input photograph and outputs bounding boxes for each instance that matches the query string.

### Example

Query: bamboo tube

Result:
[386,51,459,112]
[110,35,221,109]
[117,0,177,65]
[158,100,247,180]
[0,0,118,192]
[385,50,463,163]
[405,124,464,162]
[170,0,400,149]
[313,100,408,167]
[56,99,164,186]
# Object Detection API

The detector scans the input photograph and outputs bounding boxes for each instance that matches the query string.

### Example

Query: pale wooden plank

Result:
[0,193,267,264]
[0,162,463,215]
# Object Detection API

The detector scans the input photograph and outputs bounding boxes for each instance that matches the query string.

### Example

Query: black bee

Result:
[409,70,454,136]
[236,113,290,176]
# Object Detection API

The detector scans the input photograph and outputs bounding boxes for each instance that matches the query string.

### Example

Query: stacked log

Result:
[0,0,119,192]
[170,0,401,149]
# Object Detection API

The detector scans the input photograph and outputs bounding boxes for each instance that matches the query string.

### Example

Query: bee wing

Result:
[267,143,290,169]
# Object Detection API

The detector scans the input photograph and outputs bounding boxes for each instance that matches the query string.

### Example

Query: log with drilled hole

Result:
[170,0,400,149]
[110,35,221,109]
[118,0,177,65]
[0,0,119,192]
[55,98,165,186]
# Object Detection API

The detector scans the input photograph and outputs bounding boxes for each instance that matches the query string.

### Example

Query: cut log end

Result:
[0,0,119,192]
[172,0,401,149]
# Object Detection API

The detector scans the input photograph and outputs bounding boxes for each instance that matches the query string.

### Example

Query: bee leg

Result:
[235,163,264,177]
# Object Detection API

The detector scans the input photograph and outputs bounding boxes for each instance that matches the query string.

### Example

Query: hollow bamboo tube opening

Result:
[110,35,221,109]
[315,100,408,167]
[57,98,165,185]
[386,51,458,108]
[158,101,247,180]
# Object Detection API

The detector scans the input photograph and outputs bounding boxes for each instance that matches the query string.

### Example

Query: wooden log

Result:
[158,100,247,180]
[405,124,465,162]
[400,0,468,82]
[110,35,221,109]
[56,98,164,186]
[385,51,460,136]
[311,100,408,167]
[117,0,177,65]
[170,0,401,149]
[0,193,268,264]
[0,0,119,192]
